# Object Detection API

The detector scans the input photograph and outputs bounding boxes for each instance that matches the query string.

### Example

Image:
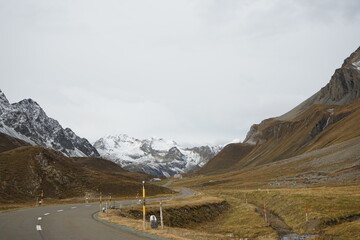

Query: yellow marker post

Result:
[40,190,44,205]
[142,181,146,230]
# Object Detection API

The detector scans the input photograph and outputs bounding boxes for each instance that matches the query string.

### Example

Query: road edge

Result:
[92,211,169,240]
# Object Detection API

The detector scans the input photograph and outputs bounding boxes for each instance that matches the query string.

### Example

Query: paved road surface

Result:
[0,187,195,240]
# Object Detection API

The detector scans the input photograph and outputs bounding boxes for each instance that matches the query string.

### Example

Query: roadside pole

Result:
[245,186,248,204]
[109,194,112,209]
[263,203,268,224]
[100,192,102,212]
[142,181,146,230]
[160,201,164,230]
[39,190,44,206]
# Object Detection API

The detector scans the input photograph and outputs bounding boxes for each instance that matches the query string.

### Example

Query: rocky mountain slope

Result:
[0,90,99,157]
[94,134,222,176]
[278,46,360,121]
[200,46,360,176]
[0,133,172,203]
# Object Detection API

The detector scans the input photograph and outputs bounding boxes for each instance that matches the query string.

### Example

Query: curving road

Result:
[0,187,195,240]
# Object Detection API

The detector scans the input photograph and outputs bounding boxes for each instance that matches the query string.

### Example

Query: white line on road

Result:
[71,206,77,209]
[44,213,50,216]
[57,209,64,212]
[38,217,42,221]
[36,225,42,231]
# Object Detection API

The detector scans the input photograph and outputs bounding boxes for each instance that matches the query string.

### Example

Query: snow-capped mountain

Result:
[93,134,222,176]
[0,90,99,157]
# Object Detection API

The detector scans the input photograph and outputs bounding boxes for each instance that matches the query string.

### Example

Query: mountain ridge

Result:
[94,134,222,177]
[200,46,360,175]
[0,90,99,158]
[278,46,360,121]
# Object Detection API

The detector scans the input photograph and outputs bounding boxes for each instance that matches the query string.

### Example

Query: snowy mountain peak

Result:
[0,90,10,106]
[0,90,99,158]
[13,98,47,122]
[148,137,177,151]
[94,134,222,176]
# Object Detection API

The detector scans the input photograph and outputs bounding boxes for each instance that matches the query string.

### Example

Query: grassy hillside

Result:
[202,186,360,239]
[0,146,172,204]
[72,157,151,181]
[200,100,360,175]
[0,132,29,153]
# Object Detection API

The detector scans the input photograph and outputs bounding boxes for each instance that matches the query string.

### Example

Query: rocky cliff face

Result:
[94,134,222,176]
[0,90,99,157]
[278,47,360,121]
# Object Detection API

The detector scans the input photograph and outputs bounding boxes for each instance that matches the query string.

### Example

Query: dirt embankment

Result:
[115,199,230,228]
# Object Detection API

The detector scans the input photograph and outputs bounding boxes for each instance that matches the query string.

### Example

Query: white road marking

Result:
[71,206,77,209]
[57,209,64,212]
[37,217,42,221]
[36,225,42,231]
[44,213,50,216]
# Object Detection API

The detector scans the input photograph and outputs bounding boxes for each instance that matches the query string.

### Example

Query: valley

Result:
[1,46,360,239]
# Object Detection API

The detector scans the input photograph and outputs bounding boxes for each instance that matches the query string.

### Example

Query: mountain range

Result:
[0,90,222,177]
[93,134,222,177]
[199,46,360,185]
[0,132,172,204]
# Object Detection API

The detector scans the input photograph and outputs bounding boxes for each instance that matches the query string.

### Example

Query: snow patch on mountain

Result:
[353,60,360,71]
[0,124,35,145]
[94,134,222,176]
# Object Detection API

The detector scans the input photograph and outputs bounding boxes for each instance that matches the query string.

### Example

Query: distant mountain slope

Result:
[94,134,222,176]
[185,136,360,190]
[0,90,99,157]
[72,157,151,181]
[200,46,360,175]
[0,144,172,203]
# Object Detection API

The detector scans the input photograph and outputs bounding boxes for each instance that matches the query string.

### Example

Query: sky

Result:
[1,0,360,146]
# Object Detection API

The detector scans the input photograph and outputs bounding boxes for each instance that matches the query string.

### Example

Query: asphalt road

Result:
[0,187,195,240]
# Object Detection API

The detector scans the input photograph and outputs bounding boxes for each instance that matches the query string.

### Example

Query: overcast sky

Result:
[1,0,360,146]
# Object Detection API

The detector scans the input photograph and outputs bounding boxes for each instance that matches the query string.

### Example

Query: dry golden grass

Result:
[159,194,223,206]
[201,185,360,239]
[314,219,360,240]
[99,191,277,239]
[99,212,230,240]
[194,197,277,239]
[172,172,360,239]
